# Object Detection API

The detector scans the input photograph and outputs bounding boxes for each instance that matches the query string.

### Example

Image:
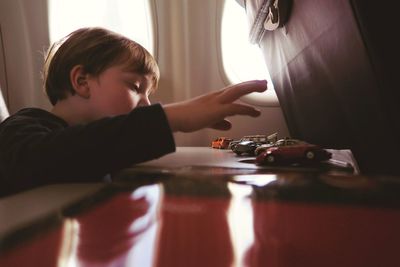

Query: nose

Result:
[137,95,151,107]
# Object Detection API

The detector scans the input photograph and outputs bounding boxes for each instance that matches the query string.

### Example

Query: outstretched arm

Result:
[164,80,268,132]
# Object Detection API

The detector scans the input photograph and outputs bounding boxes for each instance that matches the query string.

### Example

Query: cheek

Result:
[94,88,137,116]
[110,91,139,113]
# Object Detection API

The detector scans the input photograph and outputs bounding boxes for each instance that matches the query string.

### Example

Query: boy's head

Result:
[43,27,160,118]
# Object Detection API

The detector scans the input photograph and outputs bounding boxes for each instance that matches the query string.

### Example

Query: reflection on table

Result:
[1,147,400,266]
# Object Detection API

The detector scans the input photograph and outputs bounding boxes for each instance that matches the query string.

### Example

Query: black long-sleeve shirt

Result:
[0,104,175,196]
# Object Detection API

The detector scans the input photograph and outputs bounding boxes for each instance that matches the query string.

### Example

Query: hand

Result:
[164,80,267,132]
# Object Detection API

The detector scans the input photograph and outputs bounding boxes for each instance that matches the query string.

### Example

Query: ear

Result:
[70,65,91,99]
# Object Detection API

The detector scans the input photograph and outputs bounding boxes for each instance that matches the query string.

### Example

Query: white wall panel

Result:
[0,0,50,114]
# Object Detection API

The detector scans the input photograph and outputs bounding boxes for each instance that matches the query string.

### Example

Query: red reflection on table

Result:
[70,184,162,266]
[65,186,234,267]
[3,183,400,267]
[155,195,234,267]
[245,201,400,267]
[0,226,63,267]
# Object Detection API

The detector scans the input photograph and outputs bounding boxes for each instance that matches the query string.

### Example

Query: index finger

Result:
[219,80,267,104]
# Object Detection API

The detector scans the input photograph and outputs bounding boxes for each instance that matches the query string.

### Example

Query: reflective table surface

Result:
[1,148,400,266]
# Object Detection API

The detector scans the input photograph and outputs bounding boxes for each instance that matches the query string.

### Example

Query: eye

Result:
[126,81,140,92]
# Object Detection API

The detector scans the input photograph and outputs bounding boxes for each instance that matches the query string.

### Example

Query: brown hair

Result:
[43,27,160,105]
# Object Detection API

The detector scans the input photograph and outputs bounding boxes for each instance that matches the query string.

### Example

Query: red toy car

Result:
[255,142,331,165]
[254,137,300,156]
[211,137,233,149]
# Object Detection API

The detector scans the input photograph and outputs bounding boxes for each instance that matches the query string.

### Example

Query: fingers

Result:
[210,103,260,131]
[210,120,232,131]
[164,80,265,133]
[225,103,261,117]
[219,80,267,104]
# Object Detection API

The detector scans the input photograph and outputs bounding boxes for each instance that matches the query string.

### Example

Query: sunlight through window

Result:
[48,0,154,55]
[221,0,278,106]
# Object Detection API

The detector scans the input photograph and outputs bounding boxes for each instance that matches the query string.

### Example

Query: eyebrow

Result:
[121,72,156,95]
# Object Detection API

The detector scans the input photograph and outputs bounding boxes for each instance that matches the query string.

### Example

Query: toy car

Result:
[231,140,260,155]
[230,133,279,155]
[254,138,302,155]
[255,142,332,165]
[229,135,269,155]
[255,143,274,155]
[211,137,233,149]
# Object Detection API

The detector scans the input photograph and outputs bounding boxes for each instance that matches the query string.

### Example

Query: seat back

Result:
[245,0,399,175]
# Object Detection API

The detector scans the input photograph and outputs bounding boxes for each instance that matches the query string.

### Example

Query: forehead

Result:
[99,65,155,93]
[102,65,152,80]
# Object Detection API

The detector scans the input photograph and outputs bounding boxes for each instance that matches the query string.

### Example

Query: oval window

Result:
[221,0,278,106]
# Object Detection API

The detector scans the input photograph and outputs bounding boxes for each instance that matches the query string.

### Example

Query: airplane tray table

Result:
[1,147,400,267]
[123,147,359,176]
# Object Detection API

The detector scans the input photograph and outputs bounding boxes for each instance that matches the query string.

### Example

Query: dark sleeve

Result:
[0,104,175,193]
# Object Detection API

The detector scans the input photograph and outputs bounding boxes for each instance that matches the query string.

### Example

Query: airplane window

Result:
[221,0,279,106]
[48,0,155,55]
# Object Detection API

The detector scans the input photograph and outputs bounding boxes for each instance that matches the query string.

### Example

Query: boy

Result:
[0,27,267,196]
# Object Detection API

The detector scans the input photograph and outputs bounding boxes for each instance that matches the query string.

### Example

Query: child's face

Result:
[86,65,154,119]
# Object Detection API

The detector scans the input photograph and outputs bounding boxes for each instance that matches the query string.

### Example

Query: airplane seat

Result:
[242,0,400,175]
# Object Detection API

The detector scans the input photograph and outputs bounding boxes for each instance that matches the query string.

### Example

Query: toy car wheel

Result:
[305,150,315,160]
[266,154,275,164]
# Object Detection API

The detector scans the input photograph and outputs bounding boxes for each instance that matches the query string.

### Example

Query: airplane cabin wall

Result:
[0,0,289,146]
[0,0,51,114]
[153,0,289,146]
